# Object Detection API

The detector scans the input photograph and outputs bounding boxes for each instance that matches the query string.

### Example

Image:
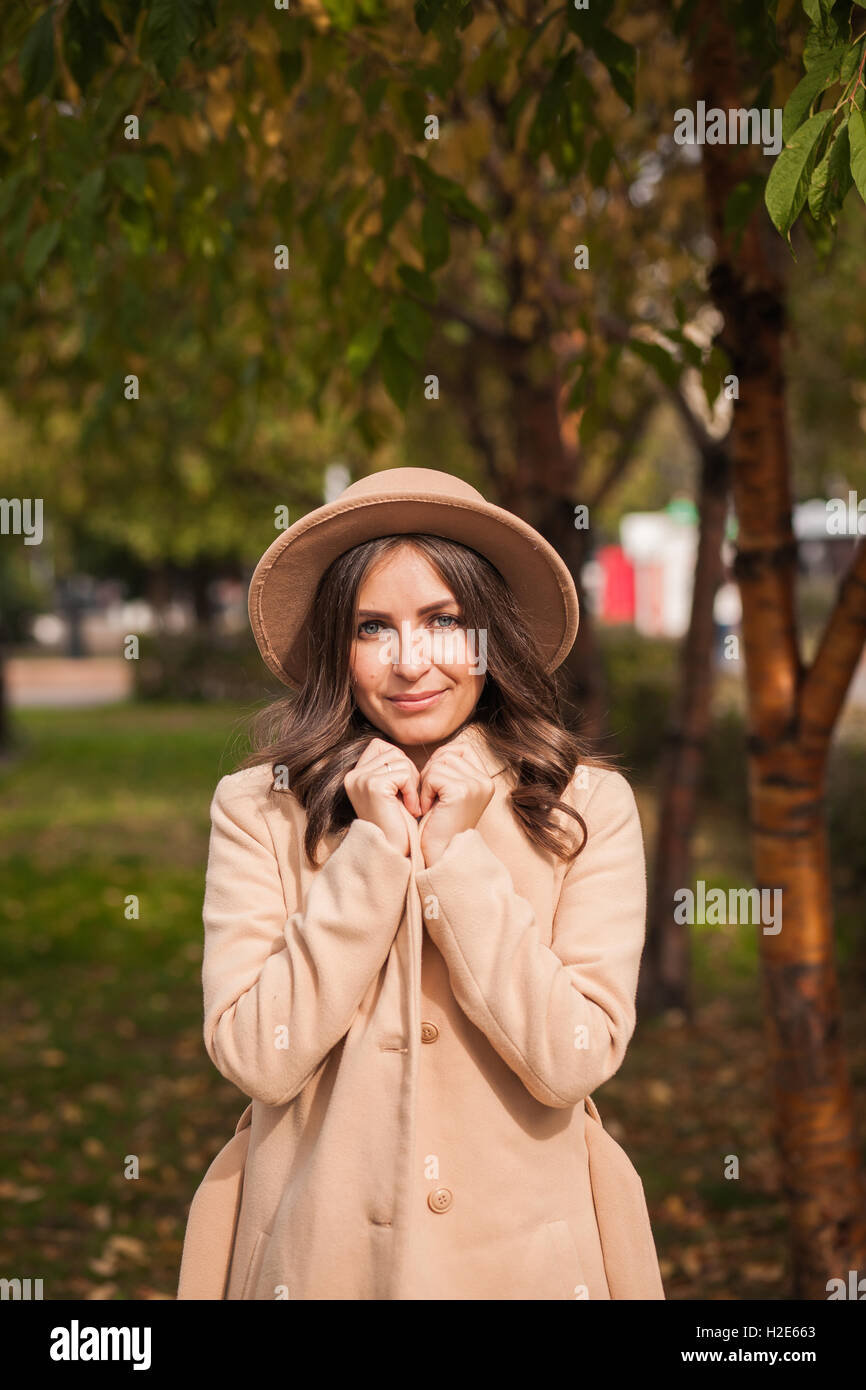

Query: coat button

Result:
[421,1021,439,1043]
[427,1187,452,1213]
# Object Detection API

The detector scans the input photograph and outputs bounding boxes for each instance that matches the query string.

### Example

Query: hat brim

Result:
[248,491,579,689]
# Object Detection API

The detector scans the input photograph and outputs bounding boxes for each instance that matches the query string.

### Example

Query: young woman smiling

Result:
[177,467,664,1302]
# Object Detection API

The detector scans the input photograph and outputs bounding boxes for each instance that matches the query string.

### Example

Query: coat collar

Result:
[443,720,509,779]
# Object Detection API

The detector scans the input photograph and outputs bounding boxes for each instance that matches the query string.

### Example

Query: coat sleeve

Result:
[202,773,412,1107]
[414,769,647,1109]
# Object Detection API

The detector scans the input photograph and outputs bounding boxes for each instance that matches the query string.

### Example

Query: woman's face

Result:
[349,545,485,767]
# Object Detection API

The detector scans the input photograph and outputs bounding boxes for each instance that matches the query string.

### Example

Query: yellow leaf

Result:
[647,1078,674,1106]
[206,89,234,143]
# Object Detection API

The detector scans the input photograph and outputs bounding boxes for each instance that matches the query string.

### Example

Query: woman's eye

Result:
[432,614,461,628]
[357,620,383,637]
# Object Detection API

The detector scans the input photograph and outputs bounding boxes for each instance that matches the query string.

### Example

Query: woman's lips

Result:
[386,690,447,711]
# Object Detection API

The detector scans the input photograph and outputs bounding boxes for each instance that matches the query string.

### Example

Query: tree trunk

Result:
[190,559,217,630]
[0,646,10,755]
[639,439,729,1016]
[507,342,608,740]
[690,0,866,1297]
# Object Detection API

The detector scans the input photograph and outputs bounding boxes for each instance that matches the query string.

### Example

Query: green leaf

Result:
[277,50,304,91]
[77,167,106,215]
[723,174,766,247]
[391,297,433,361]
[379,326,414,409]
[803,19,846,71]
[346,320,383,379]
[782,46,845,142]
[359,233,386,274]
[586,27,636,110]
[577,398,603,445]
[397,262,437,303]
[566,361,588,412]
[108,154,148,202]
[381,175,412,235]
[143,0,203,82]
[414,0,438,34]
[528,82,561,159]
[587,132,614,185]
[567,0,615,39]
[421,198,450,270]
[506,86,532,145]
[321,233,345,293]
[362,76,388,118]
[801,0,835,23]
[0,169,27,222]
[595,342,623,408]
[19,9,55,103]
[700,346,729,411]
[627,338,681,390]
[664,327,703,369]
[353,406,388,451]
[22,219,62,282]
[370,131,397,179]
[64,0,120,94]
[1,191,35,257]
[840,39,864,86]
[808,119,851,218]
[409,156,490,234]
[672,0,701,39]
[118,196,151,255]
[324,124,357,179]
[764,107,834,239]
[849,109,866,205]
[321,0,356,30]
[398,85,427,135]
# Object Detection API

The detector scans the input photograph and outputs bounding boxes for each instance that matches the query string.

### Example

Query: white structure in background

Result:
[713,581,742,628]
[793,498,833,540]
[619,507,698,638]
[324,462,351,503]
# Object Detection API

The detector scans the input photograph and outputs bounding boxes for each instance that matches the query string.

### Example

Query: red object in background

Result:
[598,545,635,622]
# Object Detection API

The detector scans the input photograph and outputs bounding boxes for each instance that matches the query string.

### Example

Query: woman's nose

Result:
[387,621,433,675]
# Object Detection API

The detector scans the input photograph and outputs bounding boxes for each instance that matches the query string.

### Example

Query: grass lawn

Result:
[0,700,863,1300]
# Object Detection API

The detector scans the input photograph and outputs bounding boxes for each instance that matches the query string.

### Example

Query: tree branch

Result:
[799,535,866,751]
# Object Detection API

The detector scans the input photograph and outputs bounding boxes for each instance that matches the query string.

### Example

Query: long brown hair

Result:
[238,533,616,868]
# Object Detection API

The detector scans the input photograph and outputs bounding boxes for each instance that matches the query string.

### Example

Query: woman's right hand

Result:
[343,739,422,857]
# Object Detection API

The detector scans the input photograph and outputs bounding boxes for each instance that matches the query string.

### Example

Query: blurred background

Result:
[1,0,865,1301]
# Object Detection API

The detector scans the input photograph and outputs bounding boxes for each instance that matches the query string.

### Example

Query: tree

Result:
[684,0,866,1297]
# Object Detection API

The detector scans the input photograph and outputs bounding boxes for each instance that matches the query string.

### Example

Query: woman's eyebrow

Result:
[357,599,459,620]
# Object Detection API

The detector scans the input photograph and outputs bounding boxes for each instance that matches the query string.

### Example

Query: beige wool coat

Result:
[177,723,664,1300]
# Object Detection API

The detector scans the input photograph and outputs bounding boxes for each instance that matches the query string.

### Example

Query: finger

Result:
[365,752,423,816]
[354,737,403,767]
[420,749,475,780]
[418,755,475,813]
[452,744,488,776]
[392,766,422,817]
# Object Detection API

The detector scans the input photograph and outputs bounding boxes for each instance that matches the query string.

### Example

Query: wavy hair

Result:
[237,533,617,868]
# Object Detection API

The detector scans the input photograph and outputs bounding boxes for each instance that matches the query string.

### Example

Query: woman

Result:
[177,466,664,1301]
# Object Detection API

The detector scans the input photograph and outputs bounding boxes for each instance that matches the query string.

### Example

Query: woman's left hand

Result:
[419,738,495,867]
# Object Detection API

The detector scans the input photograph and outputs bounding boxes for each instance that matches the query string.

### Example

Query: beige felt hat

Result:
[248,467,579,689]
